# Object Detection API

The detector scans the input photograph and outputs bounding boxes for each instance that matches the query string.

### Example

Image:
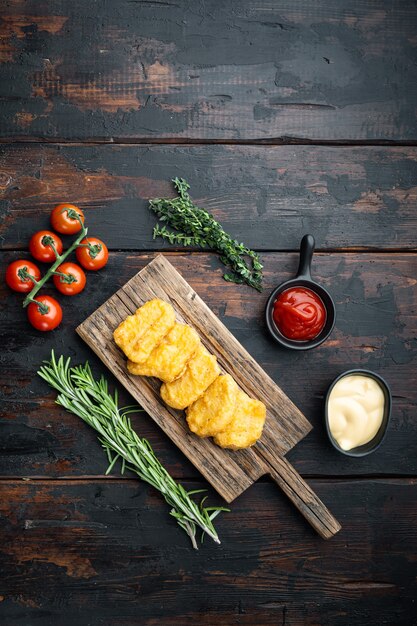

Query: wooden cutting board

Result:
[77,255,340,538]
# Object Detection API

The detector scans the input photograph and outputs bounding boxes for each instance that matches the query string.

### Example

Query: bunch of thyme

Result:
[38,352,227,549]
[150,178,263,291]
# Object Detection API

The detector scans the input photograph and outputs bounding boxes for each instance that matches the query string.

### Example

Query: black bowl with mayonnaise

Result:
[324,369,391,457]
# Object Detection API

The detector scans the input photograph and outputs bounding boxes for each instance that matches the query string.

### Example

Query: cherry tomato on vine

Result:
[75,237,109,270]
[27,295,62,331]
[6,259,41,293]
[52,262,86,296]
[50,203,85,235]
[29,230,63,263]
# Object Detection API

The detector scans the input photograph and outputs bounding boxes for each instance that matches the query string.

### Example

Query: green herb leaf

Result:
[38,351,228,549]
[150,178,263,291]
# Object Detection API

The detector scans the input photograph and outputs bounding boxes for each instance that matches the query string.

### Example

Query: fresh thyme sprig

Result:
[150,178,263,291]
[38,352,228,549]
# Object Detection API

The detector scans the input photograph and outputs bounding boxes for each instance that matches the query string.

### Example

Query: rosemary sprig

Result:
[38,352,228,549]
[150,178,263,291]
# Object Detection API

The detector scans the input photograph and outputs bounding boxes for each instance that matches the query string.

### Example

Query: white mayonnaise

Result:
[327,375,385,451]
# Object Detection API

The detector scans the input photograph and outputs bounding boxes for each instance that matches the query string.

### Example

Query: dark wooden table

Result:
[1,2,417,624]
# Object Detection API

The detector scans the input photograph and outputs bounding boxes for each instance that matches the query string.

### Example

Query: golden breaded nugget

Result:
[186,374,238,437]
[127,323,200,383]
[113,299,175,364]
[160,345,220,410]
[213,389,266,450]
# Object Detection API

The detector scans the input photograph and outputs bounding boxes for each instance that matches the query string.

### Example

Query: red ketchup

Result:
[273,287,326,341]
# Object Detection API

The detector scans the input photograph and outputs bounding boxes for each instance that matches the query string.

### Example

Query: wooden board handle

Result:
[267,457,341,539]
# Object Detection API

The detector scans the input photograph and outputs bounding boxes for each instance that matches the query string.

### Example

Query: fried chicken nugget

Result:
[113,299,175,364]
[186,374,238,437]
[127,323,200,383]
[213,389,266,450]
[160,345,220,410]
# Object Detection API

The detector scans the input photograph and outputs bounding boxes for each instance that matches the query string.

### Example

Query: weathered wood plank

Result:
[0,0,416,141]
[0,479,415,625]
[1,144,417,251]
[1,252,415,478]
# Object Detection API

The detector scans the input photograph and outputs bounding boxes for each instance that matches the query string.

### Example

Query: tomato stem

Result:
[22,223,88,307]
[63,208,84,228]
[52,270,77,284]
[76,239,102,259]
[17,266,39,285]
[26,295,50,315]
[41,235,60,260]
[87,242,102,258]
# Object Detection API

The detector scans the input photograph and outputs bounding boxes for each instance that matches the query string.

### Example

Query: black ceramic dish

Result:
[265,234,336,350]
[325,369,392,457]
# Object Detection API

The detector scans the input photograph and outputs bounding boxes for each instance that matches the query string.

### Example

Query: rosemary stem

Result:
[37,352,227,549]
[184,520,198,550]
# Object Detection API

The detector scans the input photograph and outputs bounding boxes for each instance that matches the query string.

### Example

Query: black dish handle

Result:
[296,234,315,280]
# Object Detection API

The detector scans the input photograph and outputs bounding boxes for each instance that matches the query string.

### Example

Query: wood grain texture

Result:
[1,0,415,620]
[1,0,416,141]
[2,251,416,479]
[1,143,417,251]
[0,479,415,625]
[76,255,339,537]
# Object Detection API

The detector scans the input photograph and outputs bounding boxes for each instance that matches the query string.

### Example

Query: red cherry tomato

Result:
[76,237,109,270]
[29,230,63,263]
[5,259,41,293]
[52,262,86,296]
[27,295,62,331]
[50,204,85,235]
